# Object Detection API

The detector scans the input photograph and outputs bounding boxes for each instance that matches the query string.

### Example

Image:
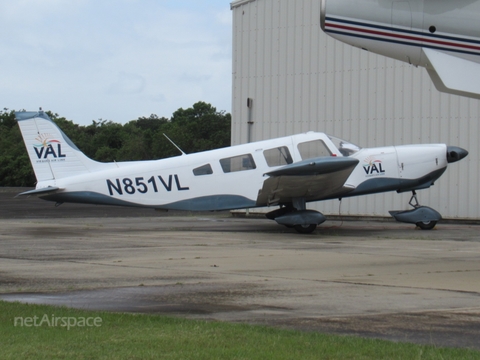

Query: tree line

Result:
[0,102,231,187]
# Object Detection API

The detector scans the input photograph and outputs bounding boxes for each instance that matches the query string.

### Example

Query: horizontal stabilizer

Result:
[16,186,60,197]
[422,48,480,100]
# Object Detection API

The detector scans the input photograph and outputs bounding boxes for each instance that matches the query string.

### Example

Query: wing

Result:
[423,48,480,100]
[256,157,359,206]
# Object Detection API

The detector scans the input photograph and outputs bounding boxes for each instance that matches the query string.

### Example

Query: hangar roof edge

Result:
[230,0,257,10]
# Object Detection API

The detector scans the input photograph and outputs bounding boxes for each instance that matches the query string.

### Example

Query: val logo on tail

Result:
[16,110,467,233]
[33,134,66,160]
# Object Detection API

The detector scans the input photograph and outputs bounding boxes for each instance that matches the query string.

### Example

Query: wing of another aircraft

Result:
[320,0,480,100]
[256,157,359,206]
[422,48,480,99]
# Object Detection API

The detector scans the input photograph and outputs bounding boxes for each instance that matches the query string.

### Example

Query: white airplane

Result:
[16,110,467,233]
[321,0,480,99]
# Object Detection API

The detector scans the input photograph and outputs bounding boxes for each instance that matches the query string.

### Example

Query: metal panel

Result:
[232,0,480,220]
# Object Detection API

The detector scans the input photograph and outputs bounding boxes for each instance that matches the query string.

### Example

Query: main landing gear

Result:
[266,199,326,234]
[389,191,442,230]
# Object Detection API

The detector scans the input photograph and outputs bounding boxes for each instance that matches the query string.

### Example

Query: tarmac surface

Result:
[1,188,480,350]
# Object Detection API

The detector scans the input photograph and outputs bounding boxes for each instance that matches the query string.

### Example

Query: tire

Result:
[294,224,317,234]
[416,221,437,230]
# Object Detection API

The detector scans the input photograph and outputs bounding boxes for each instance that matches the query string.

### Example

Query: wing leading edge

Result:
[256,157,359,206]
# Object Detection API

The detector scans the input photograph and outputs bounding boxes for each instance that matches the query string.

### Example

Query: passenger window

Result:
[220,154,256,173]
[263,146,293,167]
[297,140,331,160]
[193,164,213,176]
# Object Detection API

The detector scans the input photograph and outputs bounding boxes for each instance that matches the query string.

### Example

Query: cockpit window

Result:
[328,136,361,157]
[297,140,331,160]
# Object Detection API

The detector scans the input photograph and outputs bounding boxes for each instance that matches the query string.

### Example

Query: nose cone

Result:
[447,146,469,163]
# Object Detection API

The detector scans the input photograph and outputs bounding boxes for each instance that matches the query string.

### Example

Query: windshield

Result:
[328,136,361,156]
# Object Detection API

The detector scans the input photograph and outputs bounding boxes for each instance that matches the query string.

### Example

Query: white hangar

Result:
[230,0,480,220]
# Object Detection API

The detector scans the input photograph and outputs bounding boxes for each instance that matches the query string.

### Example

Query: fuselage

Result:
[39,132,450,211]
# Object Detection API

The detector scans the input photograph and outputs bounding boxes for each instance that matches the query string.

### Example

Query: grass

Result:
[1,301,480,359]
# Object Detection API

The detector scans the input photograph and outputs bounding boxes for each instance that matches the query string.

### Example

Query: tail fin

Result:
[16,111,102,182]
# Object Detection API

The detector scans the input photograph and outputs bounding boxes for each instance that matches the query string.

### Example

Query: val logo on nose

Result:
[363,157,385,176]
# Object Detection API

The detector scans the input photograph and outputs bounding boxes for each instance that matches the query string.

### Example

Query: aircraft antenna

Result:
[163,133,186,156]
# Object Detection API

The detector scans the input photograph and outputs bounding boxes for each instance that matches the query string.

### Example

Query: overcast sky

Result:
[0,0,232,125]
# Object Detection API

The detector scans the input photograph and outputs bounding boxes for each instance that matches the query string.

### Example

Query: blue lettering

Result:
[34,147,44,159]
[158,175,173,192]
[44,145,57,158]
[107,179,123,195]
[57,144,66,158]
[33,144,66,159]
[136,177,148,194]
[107,174,189,196]
[148,176,158,192]
[364,163,386,175]
[123,178,135,194]
[175,175,190,191]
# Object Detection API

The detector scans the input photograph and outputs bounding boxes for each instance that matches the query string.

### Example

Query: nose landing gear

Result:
[389,191,442,230]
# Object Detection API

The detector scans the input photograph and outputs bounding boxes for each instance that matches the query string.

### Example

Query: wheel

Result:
[416,221,437,230]
[294,224,317,234]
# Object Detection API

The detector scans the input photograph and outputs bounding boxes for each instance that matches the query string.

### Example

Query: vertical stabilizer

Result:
[16,111,101,182]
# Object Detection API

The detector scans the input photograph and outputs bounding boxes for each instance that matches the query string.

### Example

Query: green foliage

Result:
[0,103,231,187]
[170,102,231,154]
[0,110,36,186]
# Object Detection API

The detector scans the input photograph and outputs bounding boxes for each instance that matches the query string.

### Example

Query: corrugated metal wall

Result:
[231,0,480,219]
